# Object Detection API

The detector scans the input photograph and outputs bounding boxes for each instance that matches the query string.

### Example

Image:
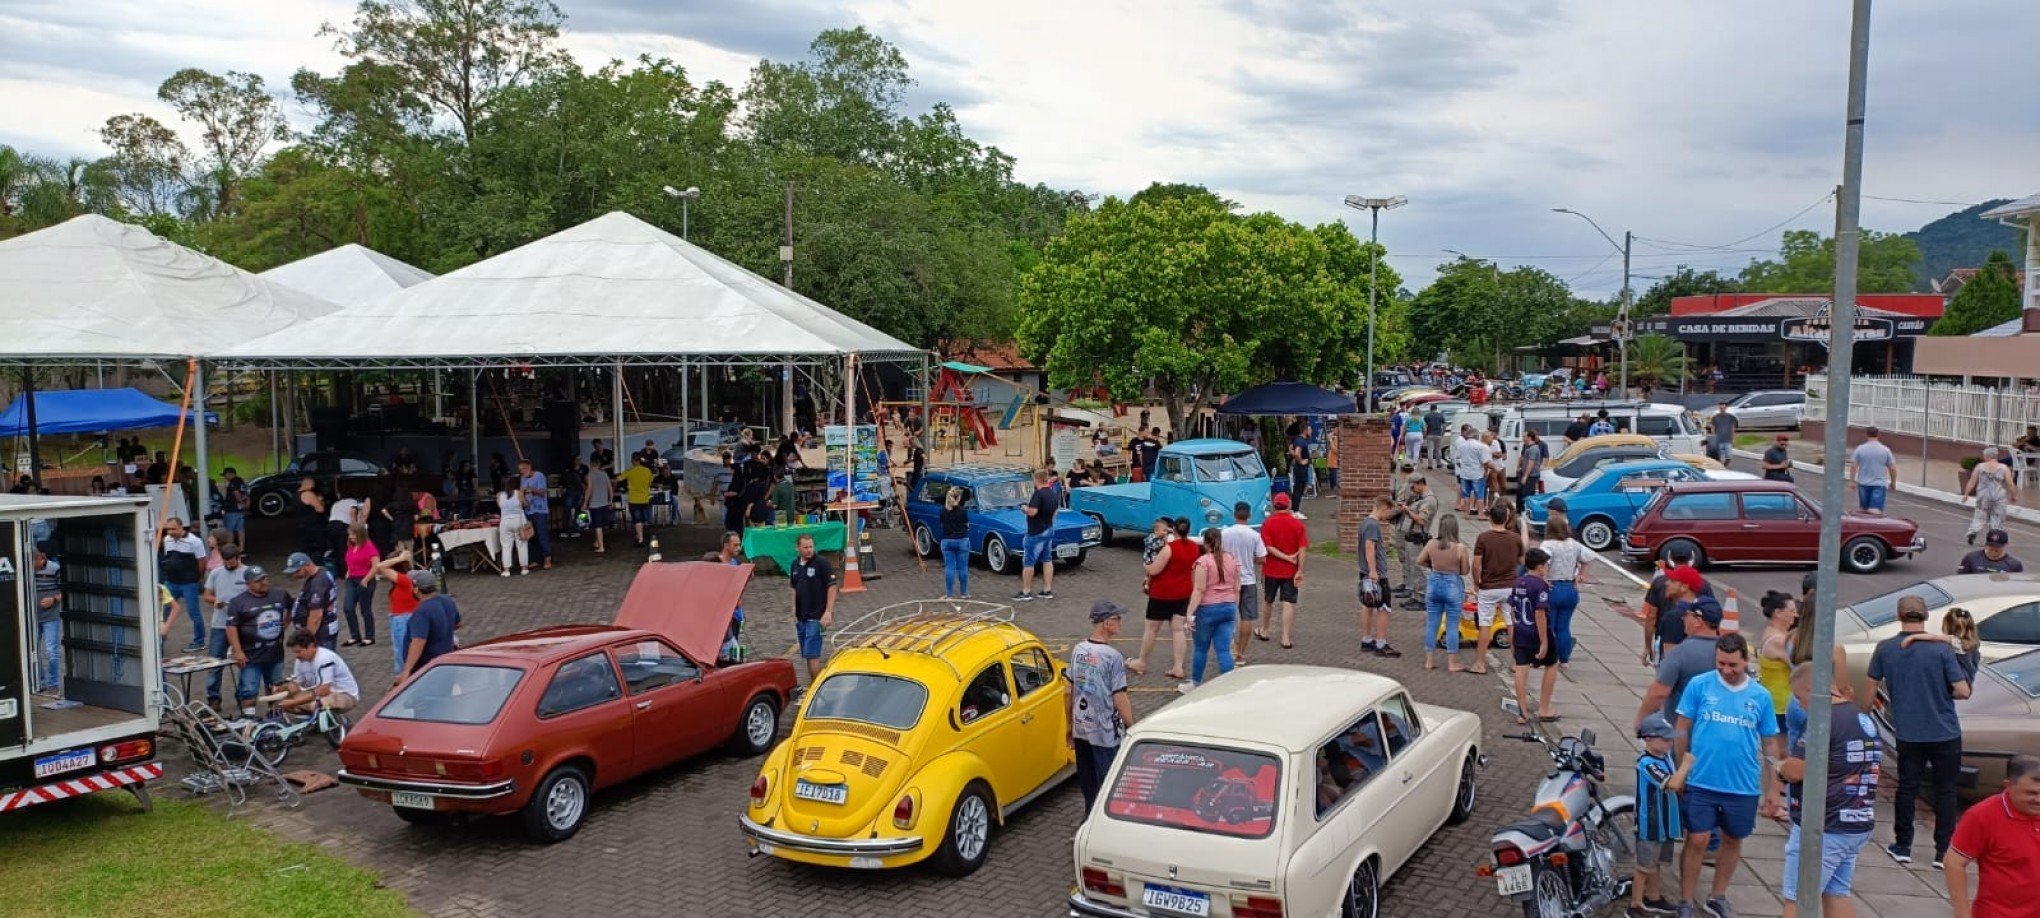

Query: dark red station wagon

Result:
[336,562,797,842]
[1619,479,1925,574]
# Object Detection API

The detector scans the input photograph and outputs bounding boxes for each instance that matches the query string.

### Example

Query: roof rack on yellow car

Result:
[829,600,1023,679]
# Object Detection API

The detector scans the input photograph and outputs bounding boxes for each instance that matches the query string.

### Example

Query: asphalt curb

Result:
[1730,446,2040,526]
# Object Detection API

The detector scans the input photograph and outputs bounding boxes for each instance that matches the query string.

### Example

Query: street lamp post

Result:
[1553,208,1634,397]
[662,185,701,240]
[1343,194,1407,412]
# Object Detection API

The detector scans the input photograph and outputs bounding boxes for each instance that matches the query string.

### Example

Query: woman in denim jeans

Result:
[1184,528,1242,692]
[1537,516,1592,667]
[938,487,972,599]
[1416,514,1472,672]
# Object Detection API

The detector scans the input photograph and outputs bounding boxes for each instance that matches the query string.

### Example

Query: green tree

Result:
[315,0,569,143]
[1634,266,1739,317]
[1930,250,2023,336]
[1738,228,1921,293]
[1128,181,1236,211]
[1623,333,1689,394]
[156,69,288,218]
[1409,259,1595,370]
[1016,195,1394,432]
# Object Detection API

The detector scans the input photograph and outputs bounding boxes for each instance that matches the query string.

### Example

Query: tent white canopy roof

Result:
[259,243,434,306]
[0,214,339,363]
[218,211,922,369]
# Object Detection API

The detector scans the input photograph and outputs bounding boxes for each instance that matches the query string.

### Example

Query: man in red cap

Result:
[1260,492,1307,649]
[1636,565,1725,728]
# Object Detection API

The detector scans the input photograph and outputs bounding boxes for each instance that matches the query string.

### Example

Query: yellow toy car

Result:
[740,600,1073,875]
[1434,598,1512,649]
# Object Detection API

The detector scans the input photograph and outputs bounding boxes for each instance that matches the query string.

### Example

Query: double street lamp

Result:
[1343,194,1407,412]
[662,185,702,240]
[1552,208,1634,398]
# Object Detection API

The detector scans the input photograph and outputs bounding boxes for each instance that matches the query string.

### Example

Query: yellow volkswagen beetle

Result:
[740,600,1072,875]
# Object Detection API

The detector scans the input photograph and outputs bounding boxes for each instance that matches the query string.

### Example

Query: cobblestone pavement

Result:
[197,507,1560,917]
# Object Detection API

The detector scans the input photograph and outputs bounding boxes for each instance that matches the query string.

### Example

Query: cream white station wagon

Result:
[1068,666,1482,918]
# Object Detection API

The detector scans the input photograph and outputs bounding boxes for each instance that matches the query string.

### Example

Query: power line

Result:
[1862,193,1989,206]
[1633,191,1836,252]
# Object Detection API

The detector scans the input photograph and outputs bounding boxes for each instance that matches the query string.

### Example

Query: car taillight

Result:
[893,794,916,830]
[98,739,152,764]
[1494,845,1526,867]
[478,759,506,780]
[750,775,769,806]
[1081,867,1124,898]
[1628,532,1644,545]
[1231,894,1284,918]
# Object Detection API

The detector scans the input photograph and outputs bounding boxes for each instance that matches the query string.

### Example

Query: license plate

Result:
[1140,884,1210,916]
[1495,864,1533,896]
[391,791,436,810]
[1055,543,1080,559]
[794,779,848,805]
[33,748,95,780]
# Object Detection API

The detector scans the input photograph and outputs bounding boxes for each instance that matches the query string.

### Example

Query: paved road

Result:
[1599,462,2040,607]
[193,508,1545,918]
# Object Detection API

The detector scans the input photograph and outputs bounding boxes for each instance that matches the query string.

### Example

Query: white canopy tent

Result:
[217,210,929,479]
[0,215,340,507]
[259,243,434,306]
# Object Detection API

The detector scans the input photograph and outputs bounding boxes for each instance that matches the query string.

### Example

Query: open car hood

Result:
[612,561,753,664]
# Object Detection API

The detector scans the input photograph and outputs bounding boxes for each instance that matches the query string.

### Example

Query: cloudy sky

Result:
[3,0,2035,296]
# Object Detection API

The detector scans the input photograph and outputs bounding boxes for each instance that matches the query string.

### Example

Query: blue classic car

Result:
[1069,438,1273,542]
[906,466,1104,574]
[1524,458,1718,552]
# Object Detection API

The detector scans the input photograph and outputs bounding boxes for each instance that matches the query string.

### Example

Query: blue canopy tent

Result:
[1216,381,1356,416]
[0,387,216,437]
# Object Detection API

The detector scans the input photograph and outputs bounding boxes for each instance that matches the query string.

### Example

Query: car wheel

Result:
[1083,512,1113,547]
[254,489,289,518]
[1059,550,1086,570]
[520,765,591,843]
[1341,857,1380,918]
[1658,538,1704,569]
[1493,628,1511,650]
[983,534,1013,575]
[1577,517,1617,552]
[728,694,779,756]
[932,784,994,877]
[1446,752,1479,825]
[1842,536,1886,574]
[913,524,936,559]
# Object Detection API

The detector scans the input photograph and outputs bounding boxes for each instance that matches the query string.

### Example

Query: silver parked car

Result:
[1723,390,1805,431]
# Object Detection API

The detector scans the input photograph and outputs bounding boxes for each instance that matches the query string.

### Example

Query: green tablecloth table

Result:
[742,521,848,574]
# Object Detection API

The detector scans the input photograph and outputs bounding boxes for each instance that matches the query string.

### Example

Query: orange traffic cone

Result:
[839,519,867,594]
[1720,587,1741,633]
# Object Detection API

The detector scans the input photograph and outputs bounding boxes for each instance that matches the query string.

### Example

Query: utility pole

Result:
[1800,3,1873,914]
[1619,230,1633,398]
[781,182,794,290]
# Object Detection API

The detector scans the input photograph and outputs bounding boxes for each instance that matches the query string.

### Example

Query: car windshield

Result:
[804,672,929,730]
[1990,650,2040,698]
[1847,581,1955,628]
[1193,451,1266,482]
[972,479,1031,508]
[1105,741,1281,839]
[379,664,524,725]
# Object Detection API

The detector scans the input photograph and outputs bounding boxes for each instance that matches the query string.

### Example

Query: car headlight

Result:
[1083,526,1102,540]
[1205,508,1223,525]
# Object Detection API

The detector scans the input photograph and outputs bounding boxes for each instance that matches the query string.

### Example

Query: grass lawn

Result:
[1733,433,1773,449]
[0,793,412,918]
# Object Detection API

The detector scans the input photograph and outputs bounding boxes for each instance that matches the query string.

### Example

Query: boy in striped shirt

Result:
[1633,713,1692,917]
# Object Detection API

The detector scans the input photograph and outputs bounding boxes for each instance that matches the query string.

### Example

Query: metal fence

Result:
[1806,374,2040,447]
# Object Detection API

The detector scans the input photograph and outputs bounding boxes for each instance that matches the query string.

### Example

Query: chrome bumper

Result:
[738,814,924,857]
[1068,892,1144,918]
[335,769,516,799]
[1902,536,1927,556]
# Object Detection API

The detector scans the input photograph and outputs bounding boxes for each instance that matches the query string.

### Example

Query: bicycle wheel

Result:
[321,712,352,749]
[249,722,290,767]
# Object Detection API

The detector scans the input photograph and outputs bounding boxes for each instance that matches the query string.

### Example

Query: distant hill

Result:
[1904,200,2023,292]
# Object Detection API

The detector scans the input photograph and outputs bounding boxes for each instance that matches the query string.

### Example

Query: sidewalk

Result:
[1744,438,2040,525]
[1510,552,1956,917]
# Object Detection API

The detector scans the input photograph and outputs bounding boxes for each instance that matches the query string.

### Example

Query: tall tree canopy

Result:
[1408,258,1603,370]
[1634,266,1740,317]
[1016,194,1399,432]
[1737,228,1921,294]
[1930,250,2024,336]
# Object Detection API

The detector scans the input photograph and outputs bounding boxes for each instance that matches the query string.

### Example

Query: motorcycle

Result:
[1478,730,1637,918]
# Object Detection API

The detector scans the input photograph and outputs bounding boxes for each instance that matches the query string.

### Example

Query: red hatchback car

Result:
[336,562,797,842]
[1619,479,1925,573]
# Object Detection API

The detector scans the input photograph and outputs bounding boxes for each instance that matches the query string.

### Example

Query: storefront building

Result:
[1639,293,1945,389]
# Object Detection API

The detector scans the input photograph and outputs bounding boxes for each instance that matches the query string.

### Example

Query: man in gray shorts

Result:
[1220,502,1267,660]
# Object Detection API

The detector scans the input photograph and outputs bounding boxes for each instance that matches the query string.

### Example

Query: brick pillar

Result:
[1335,415,1395,553]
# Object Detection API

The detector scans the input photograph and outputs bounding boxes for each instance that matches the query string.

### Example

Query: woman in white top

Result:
[494,476,531,576]
[1538,515,1593,667]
